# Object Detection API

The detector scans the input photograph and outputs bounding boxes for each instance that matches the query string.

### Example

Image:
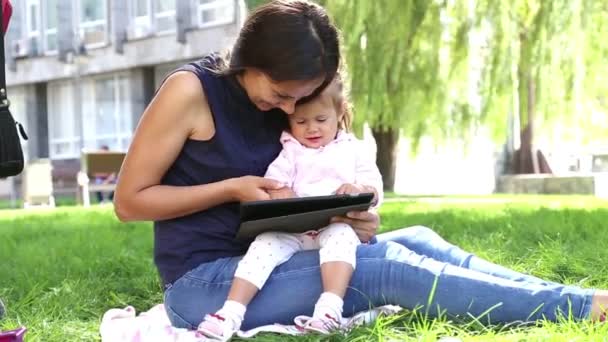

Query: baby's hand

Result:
[335,183,368,196]
[268,187,297,200]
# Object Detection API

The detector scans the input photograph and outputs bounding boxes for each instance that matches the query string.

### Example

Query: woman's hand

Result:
[268,187,297,200]
[228,176,284,202]
[331,210,380,243]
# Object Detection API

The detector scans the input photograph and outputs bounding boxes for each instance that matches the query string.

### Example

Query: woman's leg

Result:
[165,240,594,330]
[376,226,557,285]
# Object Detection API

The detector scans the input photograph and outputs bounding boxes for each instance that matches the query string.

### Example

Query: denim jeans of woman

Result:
[164,226,595,330]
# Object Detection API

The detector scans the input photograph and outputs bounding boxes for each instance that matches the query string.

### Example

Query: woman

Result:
[114,0,608,332]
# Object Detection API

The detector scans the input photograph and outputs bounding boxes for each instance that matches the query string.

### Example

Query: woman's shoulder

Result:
[160,71,207,106]
[178,54,227,79]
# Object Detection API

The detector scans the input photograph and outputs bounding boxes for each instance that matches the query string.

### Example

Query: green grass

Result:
[0,194,99,210]
[1,195,608,341]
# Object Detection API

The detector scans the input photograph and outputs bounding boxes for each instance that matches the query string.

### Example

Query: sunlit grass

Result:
[1,195,607,341]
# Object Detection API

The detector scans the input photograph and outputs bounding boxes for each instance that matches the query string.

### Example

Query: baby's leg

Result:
[318,223,359,296]
[233,231,303,294]
[299,223,359,333]
[198,232,302,340]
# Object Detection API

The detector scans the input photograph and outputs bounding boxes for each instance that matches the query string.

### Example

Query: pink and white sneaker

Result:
[294,313,342,334]
[197,313,239,341]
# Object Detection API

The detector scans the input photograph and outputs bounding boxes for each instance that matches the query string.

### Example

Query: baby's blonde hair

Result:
[323,71,353,132]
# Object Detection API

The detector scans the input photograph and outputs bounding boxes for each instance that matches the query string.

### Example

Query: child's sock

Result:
[215,300,246,329]
[312,292,344,323]
[198,300,246,339]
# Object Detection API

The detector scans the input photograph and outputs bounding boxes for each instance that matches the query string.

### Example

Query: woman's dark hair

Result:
[221,0,340,100]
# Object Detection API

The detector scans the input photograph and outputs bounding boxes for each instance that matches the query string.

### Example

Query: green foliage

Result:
[321,0,608,146]
[245,0,269,11]
[1,198,607,340]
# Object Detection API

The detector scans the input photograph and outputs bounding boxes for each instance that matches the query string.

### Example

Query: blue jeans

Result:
[164,226,595,330]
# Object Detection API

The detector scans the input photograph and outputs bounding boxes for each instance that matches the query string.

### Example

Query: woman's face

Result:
[240,69,325,114]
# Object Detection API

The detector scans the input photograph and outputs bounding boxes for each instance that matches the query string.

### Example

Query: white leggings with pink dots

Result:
[234,223,360,289]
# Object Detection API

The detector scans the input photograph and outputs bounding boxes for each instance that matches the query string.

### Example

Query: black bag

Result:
[0,2,27,178]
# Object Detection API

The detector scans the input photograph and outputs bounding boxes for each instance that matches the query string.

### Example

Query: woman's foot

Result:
[591,290,608,322]
[197,313,240,341]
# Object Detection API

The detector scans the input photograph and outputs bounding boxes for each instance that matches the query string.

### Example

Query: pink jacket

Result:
[265,131,383,205]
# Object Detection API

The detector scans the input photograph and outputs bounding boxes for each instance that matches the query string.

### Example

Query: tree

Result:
[323,0,608,189]
[475,0,608,174]
[320,0,474,190]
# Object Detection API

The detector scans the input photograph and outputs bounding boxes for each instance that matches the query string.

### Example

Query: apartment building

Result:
[3,0,245,196]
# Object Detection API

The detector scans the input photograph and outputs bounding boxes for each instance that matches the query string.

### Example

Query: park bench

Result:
[77,150,125,207]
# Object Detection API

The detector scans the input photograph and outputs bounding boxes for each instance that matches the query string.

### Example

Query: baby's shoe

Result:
[294,313,342,334]
[197,313,240,341]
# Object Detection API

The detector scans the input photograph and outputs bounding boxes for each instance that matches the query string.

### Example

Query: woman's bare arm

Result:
[114,72,280,222]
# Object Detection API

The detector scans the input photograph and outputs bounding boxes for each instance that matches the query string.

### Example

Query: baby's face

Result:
[288,96,340,149]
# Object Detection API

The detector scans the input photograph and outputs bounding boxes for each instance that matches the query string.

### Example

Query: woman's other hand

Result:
[268,187,297,200]
[228,176,284,202]
[331,210,380,243]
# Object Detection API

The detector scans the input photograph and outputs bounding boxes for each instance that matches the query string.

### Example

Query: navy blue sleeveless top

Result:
[154,56,286,286]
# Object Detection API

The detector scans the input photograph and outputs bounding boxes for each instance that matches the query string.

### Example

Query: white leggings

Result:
[234,223,360,289]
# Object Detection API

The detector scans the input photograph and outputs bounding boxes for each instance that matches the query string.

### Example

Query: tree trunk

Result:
[511,33,552,174]
[371,127,399,192]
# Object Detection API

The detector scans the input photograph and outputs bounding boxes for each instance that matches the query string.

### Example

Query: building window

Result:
[48,74,133,159]
[19,0,57,55]
[154,0,176,34]
[198,0,235,28]
[128,0,152,38]
[48,81,80,159]
[76,0,108,48]
[128,0,176,38]
[43,0,58,53]
[25,0,41,55]
[82,75,133,151]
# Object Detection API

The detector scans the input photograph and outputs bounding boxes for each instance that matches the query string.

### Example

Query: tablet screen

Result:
[240,193,374,222]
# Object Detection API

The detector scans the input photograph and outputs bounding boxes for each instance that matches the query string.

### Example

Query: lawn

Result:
[1,196,607,341]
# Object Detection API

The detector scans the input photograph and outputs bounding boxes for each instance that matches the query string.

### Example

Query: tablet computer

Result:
[236,193,374,240]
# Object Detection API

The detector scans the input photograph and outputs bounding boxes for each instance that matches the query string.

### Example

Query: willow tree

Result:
[475,0,608,173]
[320,0,475,190]
[324,0,608,187]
